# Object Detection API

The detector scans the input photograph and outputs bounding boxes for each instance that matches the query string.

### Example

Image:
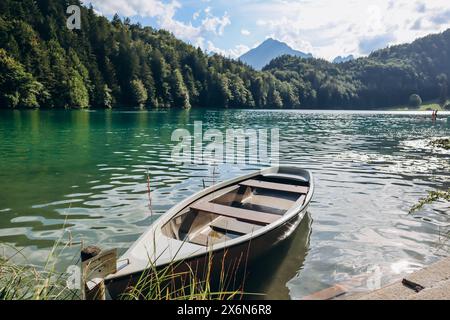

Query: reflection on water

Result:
[246,213,312,299]
[0,109,449,299]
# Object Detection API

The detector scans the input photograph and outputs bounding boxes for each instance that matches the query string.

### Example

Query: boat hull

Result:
[105,203,309,299]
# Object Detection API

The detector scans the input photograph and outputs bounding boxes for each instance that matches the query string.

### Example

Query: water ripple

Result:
[0,109,448,299]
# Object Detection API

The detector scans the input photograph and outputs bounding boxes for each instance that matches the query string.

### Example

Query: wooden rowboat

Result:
[105,165,314,298]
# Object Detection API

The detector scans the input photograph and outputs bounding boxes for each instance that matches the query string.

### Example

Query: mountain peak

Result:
[263,38,281,44]
[239,39,312,70]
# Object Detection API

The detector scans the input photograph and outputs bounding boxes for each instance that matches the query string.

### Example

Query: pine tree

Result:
[268,87,283,108]
[171,69,191,109]
[130,79,148,108]
[67,68,89,108]
[102,84,113,108]
[0,49,43,108]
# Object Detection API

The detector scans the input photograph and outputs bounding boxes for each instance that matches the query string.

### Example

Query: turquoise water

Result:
[0,109,449,299]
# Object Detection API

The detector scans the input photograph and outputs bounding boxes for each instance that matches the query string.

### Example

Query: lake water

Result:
[0,109,449,299]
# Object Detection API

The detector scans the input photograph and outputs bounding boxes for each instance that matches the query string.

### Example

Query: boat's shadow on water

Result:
[243,213,312,300]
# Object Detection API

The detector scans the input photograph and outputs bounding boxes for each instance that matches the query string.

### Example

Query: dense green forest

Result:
[0,0,449,109]
[0,0,293,109]
[264,31,450,108]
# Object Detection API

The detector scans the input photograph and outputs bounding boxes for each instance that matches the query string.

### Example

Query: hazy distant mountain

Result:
[239,38,312,70]
[333,55,355,63]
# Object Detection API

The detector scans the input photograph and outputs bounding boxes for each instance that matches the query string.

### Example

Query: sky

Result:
[87,0,450,61]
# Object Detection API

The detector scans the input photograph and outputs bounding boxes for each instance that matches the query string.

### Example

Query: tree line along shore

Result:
[1,0,450,110]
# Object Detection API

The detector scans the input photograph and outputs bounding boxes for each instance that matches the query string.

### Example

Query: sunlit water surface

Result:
[0,109,449,299]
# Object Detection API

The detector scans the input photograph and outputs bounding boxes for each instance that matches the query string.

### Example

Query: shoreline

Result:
[301,256,450,300]
[346,257,450,300]
[0,107,449,113]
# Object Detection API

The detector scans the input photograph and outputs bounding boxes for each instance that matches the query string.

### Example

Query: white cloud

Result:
[247,0,450,59]
[88,0,450,60]
[206,41,249,58]
[256,17,315,54]
[88,0,179,18]
[193,11,200,20]
[88,0,231,48]
[201,12,231,35]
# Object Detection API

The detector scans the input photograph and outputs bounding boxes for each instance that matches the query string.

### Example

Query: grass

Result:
[409,188,450,254]
[120,249,247,300]
[117,221,249,300]
[115,171,248,300]
[1,239,248,300]
[418,102,446,111]
[0,243,81,300]
[390,99,449,111]
[0,172,250,300]
[0,258,78,300]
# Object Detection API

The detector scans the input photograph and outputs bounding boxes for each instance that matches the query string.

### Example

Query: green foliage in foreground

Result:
[409,189,450,214]
[0,241,80,300]
[0,244,245,300]
[0,257,78,300]
[409,189,450,253]
[0,0,450,109]
[429,138,450,150]
[121,252,244,300]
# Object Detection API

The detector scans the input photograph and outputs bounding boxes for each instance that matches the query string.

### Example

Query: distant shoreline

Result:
[0,102,449,113]
[0,108,449,113]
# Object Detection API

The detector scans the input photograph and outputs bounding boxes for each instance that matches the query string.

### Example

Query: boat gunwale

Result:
[105,206,310,288]
[106,165,314,280]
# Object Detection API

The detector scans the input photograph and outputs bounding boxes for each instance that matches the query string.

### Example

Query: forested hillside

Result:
[264,30,450,108]
[0,0,297,109]
[0,0,449,109]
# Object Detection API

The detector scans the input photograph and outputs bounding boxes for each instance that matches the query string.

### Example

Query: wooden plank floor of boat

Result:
[190,202,279,225]
[211,216,261,234]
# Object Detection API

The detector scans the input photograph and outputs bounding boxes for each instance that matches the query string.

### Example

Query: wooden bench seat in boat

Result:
[190,202,279,225]
[240,179,309,194]
[210,216,260,234]
[189,217,261,246]
[189,233,221,246]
